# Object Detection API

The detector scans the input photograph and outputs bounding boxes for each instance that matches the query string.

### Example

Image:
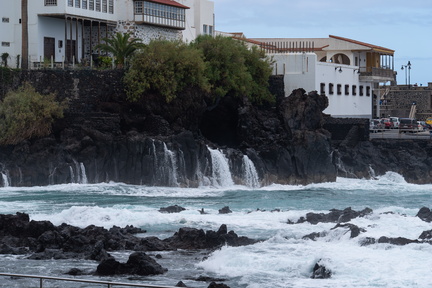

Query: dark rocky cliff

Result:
[1,70,431,187]
[0,70,337,187]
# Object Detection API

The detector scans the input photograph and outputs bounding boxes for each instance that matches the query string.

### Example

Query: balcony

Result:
[360,67,395,82]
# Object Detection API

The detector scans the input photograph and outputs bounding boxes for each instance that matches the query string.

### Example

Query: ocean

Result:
[0,171,431,288]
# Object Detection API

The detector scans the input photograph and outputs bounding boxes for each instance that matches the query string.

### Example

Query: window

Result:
[1,42,10,47]
[96,0,101,11]
[44,0,57,5]
[68,0,73,6]
[345,85,349,95]
[2,17,9,23]
[135,1,143,14]
[337,84,342,95]
[82,0,87,9]
[102,0,107,12]
[352,85,357,96]
[320,83,325,95]
[360,85,364,96]
[109,0,114,13]
[75,0,80,8]
[203,24,207,34]
[366,86,371,96]
[89,0,94,10]
[209,25,213,36]
[329,83,334,95]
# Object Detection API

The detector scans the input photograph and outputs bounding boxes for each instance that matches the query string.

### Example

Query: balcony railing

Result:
[360,67,394,79]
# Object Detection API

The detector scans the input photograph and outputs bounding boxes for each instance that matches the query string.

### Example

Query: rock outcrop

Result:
[0,70,337,187]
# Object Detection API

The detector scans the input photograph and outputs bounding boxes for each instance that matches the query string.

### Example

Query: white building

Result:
[234,34,395,118]
[0,0,214,68]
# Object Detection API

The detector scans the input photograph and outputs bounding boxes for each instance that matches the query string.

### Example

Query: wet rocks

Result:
[294,207,373,225]
[311,262,332,279]
[96,252,167,276]
[416,207,432,222]
[159,205,186,214]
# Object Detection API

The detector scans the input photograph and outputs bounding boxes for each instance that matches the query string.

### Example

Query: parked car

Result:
[369,119,385,132]
[417,121,425,132]
[389,117,400,129]
[381,118,394,129]
[399,118,418,133]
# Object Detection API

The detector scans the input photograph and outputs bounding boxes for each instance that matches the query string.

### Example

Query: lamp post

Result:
[401,61,412,88]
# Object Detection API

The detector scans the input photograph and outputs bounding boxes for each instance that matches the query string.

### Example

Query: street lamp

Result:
[401,61,412,88]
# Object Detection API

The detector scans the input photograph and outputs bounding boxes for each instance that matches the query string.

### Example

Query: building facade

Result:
[238,35,395,119]
[0,0,214,68]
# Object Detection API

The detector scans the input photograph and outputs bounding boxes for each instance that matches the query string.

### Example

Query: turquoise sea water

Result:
[0,172,431,287]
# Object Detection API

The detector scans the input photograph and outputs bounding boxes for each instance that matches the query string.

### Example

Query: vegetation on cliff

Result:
[95,32,144,69]
[0,83,67,145]
[124,35,274,104]
[123,39,209,103]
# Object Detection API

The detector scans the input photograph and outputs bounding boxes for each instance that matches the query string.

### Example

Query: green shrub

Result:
[0,83,67,145]
[124,40,209,103]
[192,35,275,104]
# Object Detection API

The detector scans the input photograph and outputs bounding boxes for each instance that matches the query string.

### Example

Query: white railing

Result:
[0,273,181,288]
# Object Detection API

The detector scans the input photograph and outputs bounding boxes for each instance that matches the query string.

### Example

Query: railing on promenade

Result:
[0,273,181,288]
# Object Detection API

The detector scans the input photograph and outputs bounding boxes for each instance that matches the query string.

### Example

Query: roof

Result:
[146,0,190,9]
[329,35,394,54]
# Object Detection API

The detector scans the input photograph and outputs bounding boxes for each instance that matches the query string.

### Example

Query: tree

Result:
[124,40,209,103]
[21,0,28,69]
[191,35,274,104]
[0,83,67,145]
[95,32,144,69]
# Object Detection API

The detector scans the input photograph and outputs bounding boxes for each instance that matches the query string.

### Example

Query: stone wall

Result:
[379,85,432,120]
[323,116,369,142]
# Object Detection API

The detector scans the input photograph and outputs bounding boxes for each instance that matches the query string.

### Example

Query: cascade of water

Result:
[69,166,75,183]
[208,147,234,187]
[242,155,260,188]
[161,143,178,187]
[80,163,88,184]
[73,159,81,184]
[1,172,9,187]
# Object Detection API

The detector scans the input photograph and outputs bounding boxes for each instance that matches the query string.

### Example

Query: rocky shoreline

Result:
[1,205,431,286]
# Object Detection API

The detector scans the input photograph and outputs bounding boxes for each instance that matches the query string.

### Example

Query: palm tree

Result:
[21,0,28,69]
[95,32,144,69]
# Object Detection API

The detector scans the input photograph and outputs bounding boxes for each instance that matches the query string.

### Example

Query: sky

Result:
[214,0,432,87]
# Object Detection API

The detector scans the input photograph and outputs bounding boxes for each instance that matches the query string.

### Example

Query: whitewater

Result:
[0,170,431,288]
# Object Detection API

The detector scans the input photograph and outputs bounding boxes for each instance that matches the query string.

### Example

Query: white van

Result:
[390,117,400,129]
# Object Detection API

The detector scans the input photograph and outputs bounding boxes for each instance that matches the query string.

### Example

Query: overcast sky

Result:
[214,0,432,86]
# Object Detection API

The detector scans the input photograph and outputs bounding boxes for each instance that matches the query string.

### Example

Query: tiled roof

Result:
[146,0,190,9]
[330,35,394,54]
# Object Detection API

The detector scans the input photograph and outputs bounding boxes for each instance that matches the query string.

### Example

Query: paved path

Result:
[370,129,432,140]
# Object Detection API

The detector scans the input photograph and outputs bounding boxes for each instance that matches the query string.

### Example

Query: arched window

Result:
[331,53,350,65]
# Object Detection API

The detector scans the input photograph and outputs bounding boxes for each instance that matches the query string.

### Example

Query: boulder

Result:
[416,207,432,222]
[159,205,186,214]
[311,262,331,279]
[96,252,166,276]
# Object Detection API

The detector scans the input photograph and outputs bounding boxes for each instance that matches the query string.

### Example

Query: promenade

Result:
[370,129,432,140]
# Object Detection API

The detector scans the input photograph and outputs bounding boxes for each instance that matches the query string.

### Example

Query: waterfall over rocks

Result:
[208,147,234,187]
[1,172,9,187]
[242,155,260,188]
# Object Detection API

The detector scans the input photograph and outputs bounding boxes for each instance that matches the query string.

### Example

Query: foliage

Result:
[124,36,275,104]
[98,56,113,69]
[95,32,144,69]
[0,83,67,145]
[191,35,274,103]
[124,40,210,103]
[1,53,10,67]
